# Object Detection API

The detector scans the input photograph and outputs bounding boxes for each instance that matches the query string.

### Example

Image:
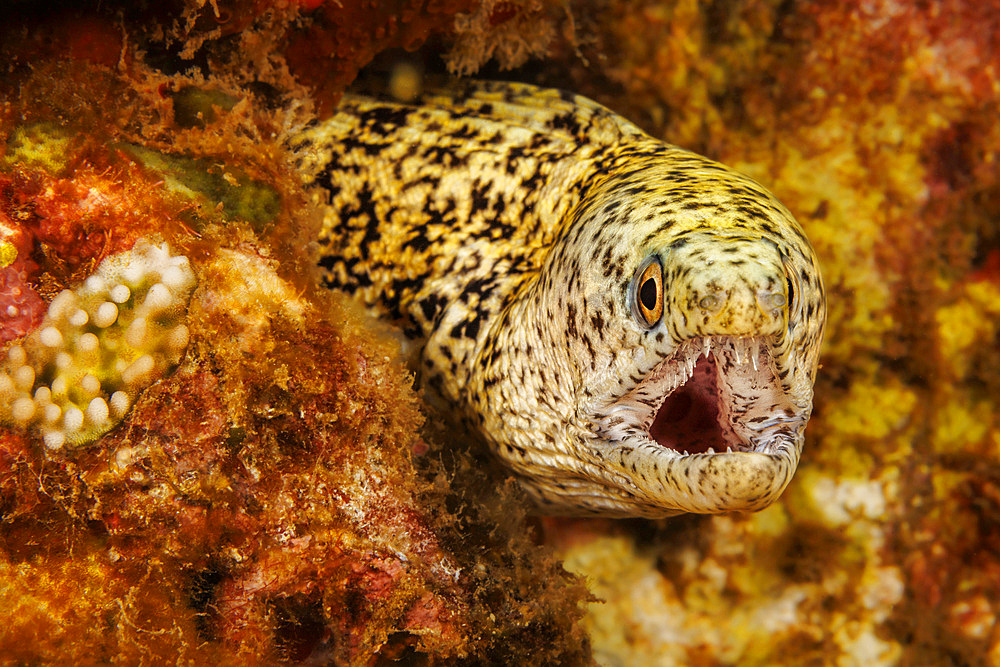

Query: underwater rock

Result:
[282,0,478,110]
[0,34,593,663]
[446,0,560,75]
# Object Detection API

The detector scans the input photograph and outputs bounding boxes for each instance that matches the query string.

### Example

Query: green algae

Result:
[120,144,281,232]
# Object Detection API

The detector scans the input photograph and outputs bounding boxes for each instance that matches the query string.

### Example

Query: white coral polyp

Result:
[0,240,197,449]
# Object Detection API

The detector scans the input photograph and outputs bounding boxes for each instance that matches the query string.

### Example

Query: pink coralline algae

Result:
[0,265,46,345]
[0,207,45,344]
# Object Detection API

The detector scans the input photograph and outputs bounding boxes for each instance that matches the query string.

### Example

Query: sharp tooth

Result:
[726,446,733,453]
[734,340,743,365]
[706,447,715,454]
[750,339,759,371]
[702,337,711,358]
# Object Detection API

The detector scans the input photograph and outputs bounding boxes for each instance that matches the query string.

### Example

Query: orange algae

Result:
[0,231,591,661]
[0,9,592,664]
[446,0,562,76]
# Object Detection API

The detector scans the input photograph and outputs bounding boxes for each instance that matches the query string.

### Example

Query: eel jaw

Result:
[592,335,806,514]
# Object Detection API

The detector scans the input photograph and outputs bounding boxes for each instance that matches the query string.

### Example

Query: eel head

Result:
[471,151,826,517]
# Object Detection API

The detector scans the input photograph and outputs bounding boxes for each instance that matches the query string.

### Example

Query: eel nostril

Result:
[697,292,723,312]
[758,291,787,313]
[762,291,786,308]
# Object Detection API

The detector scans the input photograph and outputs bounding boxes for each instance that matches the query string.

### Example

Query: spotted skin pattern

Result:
[294,81,825,517]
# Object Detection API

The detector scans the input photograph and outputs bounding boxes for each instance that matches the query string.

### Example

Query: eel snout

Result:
[594,334,804,514]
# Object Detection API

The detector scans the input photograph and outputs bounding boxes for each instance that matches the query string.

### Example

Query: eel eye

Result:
[633,258,663,327]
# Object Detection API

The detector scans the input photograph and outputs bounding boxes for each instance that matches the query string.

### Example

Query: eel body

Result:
[294,81,826,517]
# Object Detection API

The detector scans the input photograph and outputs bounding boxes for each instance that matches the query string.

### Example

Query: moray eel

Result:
[294,81,826,517]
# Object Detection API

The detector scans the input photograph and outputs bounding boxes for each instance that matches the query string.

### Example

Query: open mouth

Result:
[649,352,733,454]
[596,336,801,457]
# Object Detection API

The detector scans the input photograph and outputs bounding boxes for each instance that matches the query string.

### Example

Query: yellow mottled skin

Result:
[294,81,825,517]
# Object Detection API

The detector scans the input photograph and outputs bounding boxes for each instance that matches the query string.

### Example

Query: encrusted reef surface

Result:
[540,1,1000,665]
[2,0,1000,665]
[0,5,591,664]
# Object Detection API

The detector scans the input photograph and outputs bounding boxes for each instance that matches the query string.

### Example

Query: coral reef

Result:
[446,0,560,76]
[5,0,1000,665]
[0,128,199,344]
[536,0,1000,665]
[0,233,592,663]
[0,240,196,449]
[0,7,593,664]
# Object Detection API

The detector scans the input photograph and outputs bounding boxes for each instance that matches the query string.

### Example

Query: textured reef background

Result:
[1,0,999,665]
